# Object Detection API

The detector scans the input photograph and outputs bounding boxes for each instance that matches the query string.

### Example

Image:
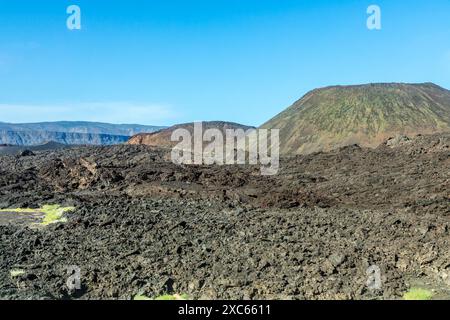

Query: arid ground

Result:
[0,133,449,300]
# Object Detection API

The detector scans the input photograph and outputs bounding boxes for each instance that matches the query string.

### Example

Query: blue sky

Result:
[0,0,449,126]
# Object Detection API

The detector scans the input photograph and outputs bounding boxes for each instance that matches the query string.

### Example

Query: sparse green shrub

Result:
[403,288,433,300]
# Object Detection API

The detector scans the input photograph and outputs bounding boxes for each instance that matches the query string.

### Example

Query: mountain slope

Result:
[0,121,166,146]
[261,83,450,154]
[0,130,130,146]
[0,121,165,136]
[128,121,255,148]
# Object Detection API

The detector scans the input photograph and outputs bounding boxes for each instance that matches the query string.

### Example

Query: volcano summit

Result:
[262,83,450,154]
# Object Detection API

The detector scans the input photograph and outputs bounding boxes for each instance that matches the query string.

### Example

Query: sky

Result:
[0,0,449,126]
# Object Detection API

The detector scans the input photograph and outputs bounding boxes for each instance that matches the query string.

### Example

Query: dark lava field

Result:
[0,133,449,300]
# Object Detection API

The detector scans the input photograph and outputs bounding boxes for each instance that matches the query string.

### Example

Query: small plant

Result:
[403,288,433,300]
[155,294,190,300]
[40,205,74,225]
[10,269,25,278]
[133,294,152,300]
[133,293,189,300]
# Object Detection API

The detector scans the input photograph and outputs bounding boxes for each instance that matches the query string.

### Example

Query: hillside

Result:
[0,121,166,146]
[0,130,130,146]
[0,121,165,136]
[261,83,450,154]
[128,121,254,148]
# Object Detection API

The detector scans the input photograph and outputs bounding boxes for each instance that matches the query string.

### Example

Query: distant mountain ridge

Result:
[0,130,131,146]
[261,82,450,154]
[0,121,166,146]
[0,121,166,136]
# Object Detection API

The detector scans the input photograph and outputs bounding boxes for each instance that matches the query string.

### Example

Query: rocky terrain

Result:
[0,142,74,156]
[0,132,448,300]
[0,121,165,146]
[262,83,450,154]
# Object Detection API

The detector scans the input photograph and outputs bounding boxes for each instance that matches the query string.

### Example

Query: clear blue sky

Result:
[0,0,449,126]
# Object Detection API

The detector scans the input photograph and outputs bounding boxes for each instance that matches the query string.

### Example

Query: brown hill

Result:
[128,121,254,148]
[261,83,450,154]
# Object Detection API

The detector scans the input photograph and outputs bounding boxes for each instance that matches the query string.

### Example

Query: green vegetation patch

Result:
[403,288,433,300]
[133,294,190,301]
[39,205,74,225]
[0,204,75,226]
[0,208,38,213]
[10,269,25,278]
[133,294,152,301]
